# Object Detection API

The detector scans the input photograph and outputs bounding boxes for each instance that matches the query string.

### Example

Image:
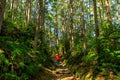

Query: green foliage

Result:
[0,35,48,79]
[0,19,49,79]
[3,19,16,32]
[4,73,20,80]
[65,26,120,78]
[0,49,4,54]
[82,51,98,64]
[117,72,120,80]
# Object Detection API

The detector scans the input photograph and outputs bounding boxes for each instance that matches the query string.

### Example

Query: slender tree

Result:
[105,0,112,28]
[93,0,99,53]
[61,0,66,55]
[0,0,6,33]
[33,19,39,49]
[69,0,74,52]
[10,0,18,20]
[33,0,39,49]
[40,0,45,50]
[105,0,116,49]
[98,1,102,26]
[55,0,59,47]
[33,0,45,50]
[118,0,120,25]
[26,0,31,26]
[80,0,87,55]
[10,0,14,20]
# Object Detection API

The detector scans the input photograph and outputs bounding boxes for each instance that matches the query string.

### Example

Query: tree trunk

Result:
[61,1,66,55]
[0,0,6,33]
[40,0,45,50]
[69,0,74,53]
[33,21,39,50]
[118,0,120,25]
[98,1,103,35]
[55,0,58,48]
[26,0,31,26]
[105,0,112,28]
[33,1,39,50]
[10,0,14,20]
[93,0,100,54]
[10,0,18,20]
[80,0,87,55]
[98,1,102,26]
[105,0,115,50]
[33,0,45,50]
[100,0,104,19]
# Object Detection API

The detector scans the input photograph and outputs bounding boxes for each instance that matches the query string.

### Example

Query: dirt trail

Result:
[51,62,81,80]
[53,63,75,80]
[39,59,118,80]
[39,58,81,80]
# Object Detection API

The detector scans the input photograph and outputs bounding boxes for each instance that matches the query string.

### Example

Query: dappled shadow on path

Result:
[38,59,81,80]
[38,58,118,80]
[53,65,75,80]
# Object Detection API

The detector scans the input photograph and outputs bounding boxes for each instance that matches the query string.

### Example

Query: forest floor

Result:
[38,60,118,80]
[37,59,118,80]
[38,59,81,80]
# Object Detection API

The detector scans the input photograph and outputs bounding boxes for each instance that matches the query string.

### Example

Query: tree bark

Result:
[93,0,100,54]
[10,0,14,20]
[33,22,39,50]
[105,0,112,27]
[105,0,115,50]
[33,0,45,50]
[118,0,120,25]
[98,1,102,26]
[0,0,6,33]
[61,1,66,55]
[40,0,45,50]
[69,0,74,52]
[55,0,58,48]
[10,0,18,20]
[80,0,87,55]
[33,1,39,50]
[26,0,31,26]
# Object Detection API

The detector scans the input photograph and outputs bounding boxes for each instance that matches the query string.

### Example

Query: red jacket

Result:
[55,55,60,61]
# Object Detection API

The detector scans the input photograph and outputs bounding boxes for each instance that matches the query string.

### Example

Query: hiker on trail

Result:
[55,54,61,63]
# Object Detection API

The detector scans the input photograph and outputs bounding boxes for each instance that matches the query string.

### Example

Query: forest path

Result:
[53,62,75,80]
[39,59,81,80]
